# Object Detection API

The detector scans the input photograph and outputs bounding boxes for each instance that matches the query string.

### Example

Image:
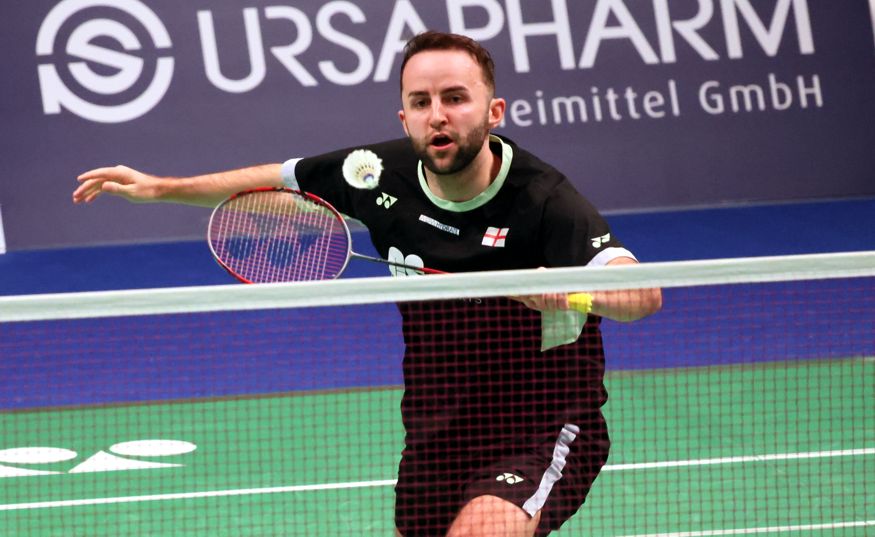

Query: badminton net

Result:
[0,251,873,536]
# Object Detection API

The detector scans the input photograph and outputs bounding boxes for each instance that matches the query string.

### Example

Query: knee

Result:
[447,495,540,537]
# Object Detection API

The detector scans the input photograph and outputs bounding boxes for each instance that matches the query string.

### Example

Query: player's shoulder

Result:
[345,138,420,187]
[296,137,419,191]
[364,138,419,171]
[302,138,416,168]
[497,134,578,198]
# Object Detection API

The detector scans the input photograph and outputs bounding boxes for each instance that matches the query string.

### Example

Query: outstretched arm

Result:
[73,163,283,208]
[513,257,662,322]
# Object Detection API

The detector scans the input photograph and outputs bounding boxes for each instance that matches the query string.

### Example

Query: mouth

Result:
[429,133,455,151]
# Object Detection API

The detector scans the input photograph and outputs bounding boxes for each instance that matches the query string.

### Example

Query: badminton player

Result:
[74,31,661,537]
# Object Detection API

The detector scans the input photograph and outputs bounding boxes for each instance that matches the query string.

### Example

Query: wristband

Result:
[567,292,593,314]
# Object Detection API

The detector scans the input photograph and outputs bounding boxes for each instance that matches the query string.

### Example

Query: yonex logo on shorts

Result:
[496,472,524,484]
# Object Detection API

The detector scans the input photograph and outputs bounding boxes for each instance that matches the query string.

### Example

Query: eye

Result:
[445,92,468,106]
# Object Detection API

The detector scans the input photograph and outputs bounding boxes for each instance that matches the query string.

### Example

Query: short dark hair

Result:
[400,31,496,93]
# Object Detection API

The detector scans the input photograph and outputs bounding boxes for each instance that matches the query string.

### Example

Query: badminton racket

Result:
[208,187,443,283]
[208,187,594,313]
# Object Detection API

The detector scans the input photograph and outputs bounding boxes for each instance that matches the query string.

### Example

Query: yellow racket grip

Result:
[567,292,593,314]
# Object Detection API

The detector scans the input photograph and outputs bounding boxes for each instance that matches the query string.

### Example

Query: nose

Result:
[429,101,447,128]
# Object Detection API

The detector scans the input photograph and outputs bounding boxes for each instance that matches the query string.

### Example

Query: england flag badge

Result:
[482,227,509,247]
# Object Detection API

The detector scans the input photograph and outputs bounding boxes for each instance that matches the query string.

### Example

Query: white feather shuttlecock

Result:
[342,149,383,190]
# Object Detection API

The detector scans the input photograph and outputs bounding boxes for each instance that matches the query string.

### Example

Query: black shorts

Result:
[394,416,610,537]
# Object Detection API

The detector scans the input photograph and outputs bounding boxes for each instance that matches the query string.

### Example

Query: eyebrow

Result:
[405,86,470,100]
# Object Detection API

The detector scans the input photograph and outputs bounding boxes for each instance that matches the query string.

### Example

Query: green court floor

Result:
[2,358,873,536]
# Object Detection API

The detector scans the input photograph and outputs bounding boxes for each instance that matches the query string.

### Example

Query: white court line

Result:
[0,479,397,511]
[615,520,875,537]
[1,447,872,513]
[603,447,875,471]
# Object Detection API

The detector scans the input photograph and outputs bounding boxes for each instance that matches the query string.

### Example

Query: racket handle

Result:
[568,292,593,314]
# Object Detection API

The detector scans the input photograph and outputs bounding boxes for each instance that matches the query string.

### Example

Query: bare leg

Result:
[446,495,541,537]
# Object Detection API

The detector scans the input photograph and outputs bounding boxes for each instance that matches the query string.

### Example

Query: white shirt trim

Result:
[280,158,302,190]
[588,247,636,267]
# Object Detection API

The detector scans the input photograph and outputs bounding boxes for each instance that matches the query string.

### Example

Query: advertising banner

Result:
[2,0,874,249]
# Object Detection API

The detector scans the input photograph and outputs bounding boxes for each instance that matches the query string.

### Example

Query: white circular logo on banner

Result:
[36,0,174,123]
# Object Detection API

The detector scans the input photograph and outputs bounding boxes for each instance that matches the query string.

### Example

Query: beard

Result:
[412,119,490,176]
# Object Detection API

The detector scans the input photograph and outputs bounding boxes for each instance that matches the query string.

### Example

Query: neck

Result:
[425,137,501,202]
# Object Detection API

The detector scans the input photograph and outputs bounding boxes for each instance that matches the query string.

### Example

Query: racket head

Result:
[208,187,352,283]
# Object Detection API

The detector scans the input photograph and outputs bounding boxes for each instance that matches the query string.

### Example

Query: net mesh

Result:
[1,252,873,536]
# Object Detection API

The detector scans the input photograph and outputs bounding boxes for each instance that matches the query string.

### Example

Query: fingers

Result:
[541,293,570,311]
[73,165,137,204]
[76,165,133,183]
[77,167,113,182]
[73,178,121,203]
[72,178,104,203]
[507,267,585,313]
[509,293,570,312]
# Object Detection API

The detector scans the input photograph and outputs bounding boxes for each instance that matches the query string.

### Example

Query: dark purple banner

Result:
[2,0,874,250]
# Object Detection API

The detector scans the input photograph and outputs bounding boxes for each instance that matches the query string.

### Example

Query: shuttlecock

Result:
[342,149,382,189]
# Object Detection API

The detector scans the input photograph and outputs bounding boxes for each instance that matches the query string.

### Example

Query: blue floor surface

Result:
[1,198,872,409]
[1,198,873,295]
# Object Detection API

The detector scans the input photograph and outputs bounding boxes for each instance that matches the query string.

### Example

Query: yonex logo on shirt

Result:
[376,192,397,209]
[591,233,610,248]
[482,227,509,247]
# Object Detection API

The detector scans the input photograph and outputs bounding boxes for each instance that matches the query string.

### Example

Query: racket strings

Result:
[293,200,324,281]
[210,190,351,283]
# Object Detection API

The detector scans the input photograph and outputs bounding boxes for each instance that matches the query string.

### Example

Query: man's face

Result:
[398,49,501,176]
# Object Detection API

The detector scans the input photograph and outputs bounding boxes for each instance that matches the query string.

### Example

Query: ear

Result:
[488,97,506,129]
[398,110,410,136]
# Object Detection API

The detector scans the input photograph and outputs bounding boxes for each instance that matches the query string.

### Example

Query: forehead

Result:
[400,49,487,94]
